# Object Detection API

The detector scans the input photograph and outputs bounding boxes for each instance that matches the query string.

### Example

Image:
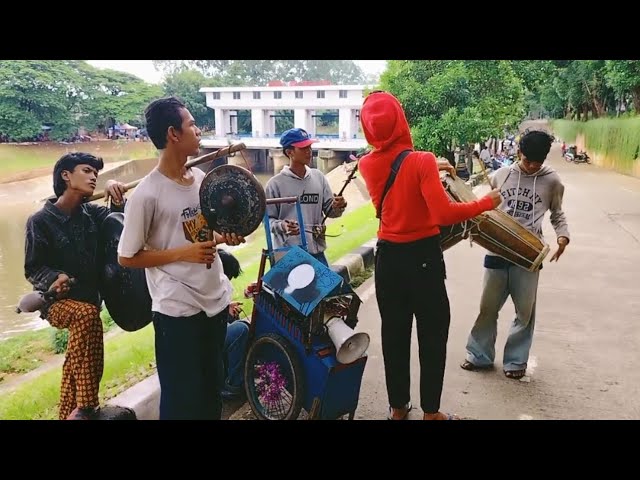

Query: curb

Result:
[107,239,380,420]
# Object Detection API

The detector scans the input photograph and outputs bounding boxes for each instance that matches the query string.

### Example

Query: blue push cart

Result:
[243,196,368,420]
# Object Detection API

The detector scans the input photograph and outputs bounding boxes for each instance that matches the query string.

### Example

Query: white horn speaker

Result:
[326,317,370,364]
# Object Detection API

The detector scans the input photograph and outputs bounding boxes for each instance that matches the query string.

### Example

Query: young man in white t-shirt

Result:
[117,97,244,420]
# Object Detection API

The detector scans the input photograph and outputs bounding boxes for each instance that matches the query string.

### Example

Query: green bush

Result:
[551,117,640,174]
[51,329,68,355]
[48,308,117,354]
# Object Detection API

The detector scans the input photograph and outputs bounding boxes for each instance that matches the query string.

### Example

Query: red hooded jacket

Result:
[359,92,494,243]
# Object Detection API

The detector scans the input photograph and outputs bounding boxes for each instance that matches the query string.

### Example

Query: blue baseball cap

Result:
[279,128,318,148]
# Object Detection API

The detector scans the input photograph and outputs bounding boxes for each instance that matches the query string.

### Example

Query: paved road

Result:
[351,143,640,420]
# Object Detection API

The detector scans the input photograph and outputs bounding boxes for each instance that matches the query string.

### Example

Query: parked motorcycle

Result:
[565,150,591,164]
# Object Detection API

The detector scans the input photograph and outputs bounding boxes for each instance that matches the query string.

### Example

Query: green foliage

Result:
[51,329,68,355]
[380,60,525,155]
[552,117,640,174]
[0,329,56,376]
[163,70,220,128]
[604,61,640,95]
[0,61,162,141]
[551,119,581,143]
[152,60,367,86]
[604,60,640,112]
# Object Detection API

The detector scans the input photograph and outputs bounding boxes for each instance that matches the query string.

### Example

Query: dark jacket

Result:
[24,199,123,317]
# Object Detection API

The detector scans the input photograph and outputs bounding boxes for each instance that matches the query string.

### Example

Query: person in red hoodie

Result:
[358,91,501,420]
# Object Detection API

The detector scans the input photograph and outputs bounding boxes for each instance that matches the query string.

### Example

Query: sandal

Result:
[423,412,460,420]
[387,402,412,420]
[460,360,492,372]
[504,369,526,380]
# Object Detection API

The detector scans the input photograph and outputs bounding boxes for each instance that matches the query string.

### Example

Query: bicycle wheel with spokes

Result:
[244,333,305,420]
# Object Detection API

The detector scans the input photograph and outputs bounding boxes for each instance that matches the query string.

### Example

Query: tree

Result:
[380,60,525,157]
[152,60,366,86]
[0,60,82,141]
[0,61,163,141]
[604,60,640,113]
[80,69,163,132]
[163,70,221,128]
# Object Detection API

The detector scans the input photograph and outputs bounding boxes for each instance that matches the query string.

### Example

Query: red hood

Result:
[361,91,413,153]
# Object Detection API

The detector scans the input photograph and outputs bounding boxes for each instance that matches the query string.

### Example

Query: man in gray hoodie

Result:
[461,129,570,380]
[265,128,347,266]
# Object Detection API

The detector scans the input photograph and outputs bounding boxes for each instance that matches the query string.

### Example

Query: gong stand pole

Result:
[45,142,248,203]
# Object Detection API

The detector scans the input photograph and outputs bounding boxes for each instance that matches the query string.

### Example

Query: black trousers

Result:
[153,310,228,420]
[375,235,450,413]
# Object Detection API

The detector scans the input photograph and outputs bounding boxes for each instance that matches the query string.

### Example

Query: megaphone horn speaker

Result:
[326,317,370,364]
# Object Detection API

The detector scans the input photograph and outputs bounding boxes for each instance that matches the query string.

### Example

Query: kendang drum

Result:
[438,173,549,271]
[468,209,550,272]
[439,174,476,251]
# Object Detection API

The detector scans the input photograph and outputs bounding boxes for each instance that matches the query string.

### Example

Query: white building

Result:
[199,84,372,141]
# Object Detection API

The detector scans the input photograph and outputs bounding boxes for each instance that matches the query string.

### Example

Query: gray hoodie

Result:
[265,165,344,255]
[488,163,570,250]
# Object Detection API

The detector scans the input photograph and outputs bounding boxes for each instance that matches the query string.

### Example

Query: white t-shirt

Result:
[118,167,231,318]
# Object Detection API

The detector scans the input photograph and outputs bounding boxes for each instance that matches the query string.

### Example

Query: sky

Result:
[85,60,388,84]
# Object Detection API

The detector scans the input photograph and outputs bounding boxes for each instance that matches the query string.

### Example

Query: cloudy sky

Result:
[85,60,387,84]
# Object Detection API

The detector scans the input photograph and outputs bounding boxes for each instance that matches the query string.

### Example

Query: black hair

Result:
[472,150,480,159]
[53,152,104,198]
[218,248,242,280]
[144,96,186,150]
[519,129,554,163]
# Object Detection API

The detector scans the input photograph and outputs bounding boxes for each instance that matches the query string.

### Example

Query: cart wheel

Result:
[244,333,304,420]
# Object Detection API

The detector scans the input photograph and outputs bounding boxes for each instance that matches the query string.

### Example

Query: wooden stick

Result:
[44,142,247,203]
[474,153,491,186]
[320,159,359,225]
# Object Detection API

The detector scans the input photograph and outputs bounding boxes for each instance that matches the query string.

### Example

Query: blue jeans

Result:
[153,309,227,420]
[465,264,540,372]
[223,320,249,396]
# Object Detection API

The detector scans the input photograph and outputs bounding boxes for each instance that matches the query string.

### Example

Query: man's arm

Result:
[549,180,570,241]
[116,190,227,269]
[265,180,288,235]
[419,153,497,226]
[24,217,64,291]
[86,180,129,224]
[549,179,570,262]
[118,244,216,269]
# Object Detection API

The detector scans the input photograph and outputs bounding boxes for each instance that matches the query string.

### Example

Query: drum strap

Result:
[376,150,412,221]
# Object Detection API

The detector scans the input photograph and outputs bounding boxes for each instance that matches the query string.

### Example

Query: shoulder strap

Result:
[376,150,412,220]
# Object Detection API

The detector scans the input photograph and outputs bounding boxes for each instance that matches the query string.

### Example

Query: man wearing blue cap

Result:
[265,128,347,267]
